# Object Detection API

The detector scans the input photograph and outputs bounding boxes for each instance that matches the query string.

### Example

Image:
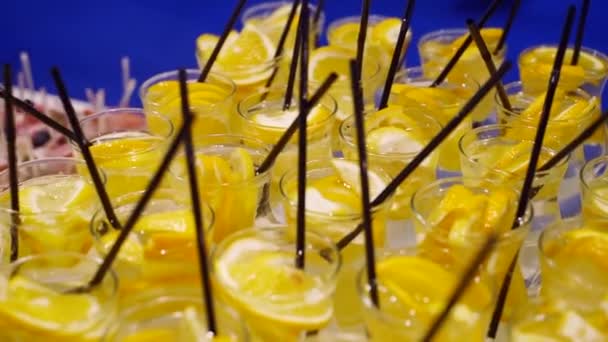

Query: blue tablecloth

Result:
[2,0,607,107]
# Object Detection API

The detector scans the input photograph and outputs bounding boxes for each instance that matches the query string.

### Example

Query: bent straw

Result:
[264,0,302,91]
[355,0,371,79]
[295,0,310,269]
[0,89,78,142]
[493,0,522,55]
[572,0,591,65]
[198,0,248,82]
[256,72,338,175]
[283,4,305,110]
[422,235,497,342]
[81,119,193,291]
[178,69,217,335]
[487,6,577,338]
[467,19,512,111]
[4,64,20,261]
[51,68,121,230]
[378,0,415,109]
[430,0,503,87]
[335,61,512,251]
[350,59,379,307]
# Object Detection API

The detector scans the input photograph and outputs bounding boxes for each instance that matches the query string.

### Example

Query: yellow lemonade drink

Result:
[308,46,383,149]
[279,158,391,329]
[581,156,608,226]
[411,178,533,322]
[169,134,272,243]
[140,69,236,138]
[0,158,103,258]
[104,290,248,341]
[327,15,413,79]
[340,105,441,221]
[511,219,608,341]
[496,82,602,159]
[196,24,280,101]
[211,227,340,341]
[389,66,477,172]
[519,46,608,98]
[74,108,174,198]
[236,89,336,203]
[90,189,214,300]
[0,253,118,341]
[359,251,495,341]
[418,28,506,85]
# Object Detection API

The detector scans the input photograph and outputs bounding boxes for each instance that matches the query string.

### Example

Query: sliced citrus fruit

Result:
[331,158,387,200]
[229,148,255,182]
[371,18,406,56]
[310,46,353,82]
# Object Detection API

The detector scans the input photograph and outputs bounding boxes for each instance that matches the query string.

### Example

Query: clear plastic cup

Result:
[580,156,608,226]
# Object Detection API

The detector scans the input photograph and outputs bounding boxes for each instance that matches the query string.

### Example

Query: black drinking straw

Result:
[355,0,371,79]
[283,4,305,110]
[334,61,512,251]
[178,69,217,335]
[263,0,301,92]
[572,0,590,65]
[256,72,338,175]
[467,19,512,112]
[378,0,415,110]
[313,0,324,47]
[50,68,122,230]
[430,0,503,87]
[81,119,193,291]
[4,65,19,262]
[492,0,522,55]
[295,0,310,269]
[487,6,577,338]
[0,89,77,142]
[539,109,608,172]
[198,0,248,82]
[349,59,379,306]
[422,235,498,342]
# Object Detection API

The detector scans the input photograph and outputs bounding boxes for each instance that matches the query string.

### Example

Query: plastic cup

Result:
[580,156,608,226]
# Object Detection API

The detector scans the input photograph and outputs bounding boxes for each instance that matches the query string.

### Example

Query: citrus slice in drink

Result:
[371,17,408,57]
[450,28,503,53]
[310,46,353,82]
[214,237,333,331]
[331,158,387,200]
[0,275,103,338]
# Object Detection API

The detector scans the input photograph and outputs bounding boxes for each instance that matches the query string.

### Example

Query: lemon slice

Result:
[483,188,515,234]
[328,22,364,47]
[427,184,475,226]
[331,158,387,200]
[0,276,103,337]
[367,127,424,154]
[229,148,255,182]
[519,90,565,121]
[310,46,353,82]
[522,47,608,76]
[215,237,333,330]
[99,230,144,265]
[195,154,234,185]
[19,177,93,214]
[553,98,593,121]
[251,104,330,129]
[371,18,408,56]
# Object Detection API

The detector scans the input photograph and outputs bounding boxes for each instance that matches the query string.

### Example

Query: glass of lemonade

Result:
[580,156,608,226]
[411,177,533,324]
[358,247,495,341]
[236,88,336,204]
[279,158,391,330]
[103,289,249,341]
[169,134,272,243]
[139,69,236,137]
[90,189,214,301]
[0,157,104,258]
[211,227,340,341]
[0,252,118,341]
[74,108,174,198]
[519,45,608,98]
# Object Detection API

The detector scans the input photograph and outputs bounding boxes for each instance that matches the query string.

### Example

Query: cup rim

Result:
[580,155,608,206]
[418,27,507,56]
[210,226,342,301]
[410,176,534,242]
[496,81,598,123]
[278,158,393,220]
[0,157,107,216]
[138,68,236,108]
[458,123,571,180]
[518,44,608,81]
[338,109,443,160]
[241,0,325,30]
[236,88,337,132]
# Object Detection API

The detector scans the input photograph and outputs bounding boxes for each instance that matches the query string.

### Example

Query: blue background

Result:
[2,0,608,107]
